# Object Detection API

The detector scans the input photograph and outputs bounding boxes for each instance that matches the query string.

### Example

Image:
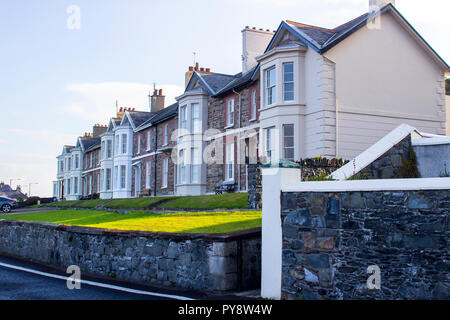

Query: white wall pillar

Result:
[261,166,301,300]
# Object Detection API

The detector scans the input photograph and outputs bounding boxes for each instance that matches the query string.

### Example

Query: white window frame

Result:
[120,165,126,189]
[266,127,274,161]
[137,135,141,154]
[227,99,234,127]
[226,143,235,182]
[191,103,200,133]
[106,168,111,191]
[180,105,187,130]
[251,90,257,120]
[179,149,186,184]
[145,161,151,189]
[283,124,295,161]
[121,134,127,154]
[190,148,200,184]
[146,131,151,151]
[266,67,276,106]
[283,62,294,102]
[163,124,169,146]
[107,140,112,158]
[162,158,168,188]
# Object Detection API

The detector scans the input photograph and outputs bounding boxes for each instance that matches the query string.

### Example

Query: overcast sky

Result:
[0,0,449,197]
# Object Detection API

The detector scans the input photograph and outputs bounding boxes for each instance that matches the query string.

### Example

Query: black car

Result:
[0,197,17,213]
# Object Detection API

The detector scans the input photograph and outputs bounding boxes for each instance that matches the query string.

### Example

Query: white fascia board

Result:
[282,178,450,193]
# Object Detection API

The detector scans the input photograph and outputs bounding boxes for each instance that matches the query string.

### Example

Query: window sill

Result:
[249,118,258,122]
[224,124,234,130]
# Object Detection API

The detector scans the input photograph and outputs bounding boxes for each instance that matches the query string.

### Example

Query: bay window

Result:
[107,140,112,158]
[121,134,127,154]
[190,148,200,184]
[106,168,111,191]
[266,67,276,105]
[283,63,294,101]
[283,124,295,161]
[180,105,187,130]
[191,103,200,133]
[120,165,126,189]
[179,150,186,184]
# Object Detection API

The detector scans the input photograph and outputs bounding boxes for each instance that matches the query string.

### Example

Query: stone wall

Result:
[296,158,348,181]
[281,189,449,300]
[359,135,413,179]
[247,163,262,209]
[0,221,261,292]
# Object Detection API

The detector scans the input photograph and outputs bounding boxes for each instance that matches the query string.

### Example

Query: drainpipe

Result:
[153,124,158,197]
[233,89,242,192]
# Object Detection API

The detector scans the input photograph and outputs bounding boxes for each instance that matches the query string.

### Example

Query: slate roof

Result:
[127,111,155,128]
[136,102,178,131]
[214,65,259,97]
[79,137,101,152]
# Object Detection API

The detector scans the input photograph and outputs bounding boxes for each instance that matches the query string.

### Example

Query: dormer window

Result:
[283,63,294,101]
[266,67,276,106]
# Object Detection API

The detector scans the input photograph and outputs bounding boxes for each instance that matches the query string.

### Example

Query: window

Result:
[97,173,100,193]
[137,135,141,154]
[74,177,78,194]
[106,168,111,191]
[180,106,187,130]
[179,150,186,184]
[89,176,93,194]
[283,63,294,101]
[114,166,118,189]
[100,170,104,192]
[60,161,64,172]
[101,141,105,160]
[190,148,200,184]
[227,99,234,126]
[146,131,151,151]
[107,140,112,158]
[120,165,126,189]
[283,124,295,161]
[121,134,127,154]
[90,153,93,168]
[162,158,168,188]
[226,144,234,181]
[145,161,151,189]
[191,103,200,133]
[75,155,79,169]
[266,67,276,105]
[266,127,274,161]
[251,90,257,120]
[68,157,72,171]
[163,124,169,145]
[67,178,71,195]
[115,136,119,154]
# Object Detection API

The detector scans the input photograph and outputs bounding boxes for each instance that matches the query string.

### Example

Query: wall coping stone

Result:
[282,177,450,193]
[0,219,261,242]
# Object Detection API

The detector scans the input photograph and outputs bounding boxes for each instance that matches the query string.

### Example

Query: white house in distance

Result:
[257,0,449,162]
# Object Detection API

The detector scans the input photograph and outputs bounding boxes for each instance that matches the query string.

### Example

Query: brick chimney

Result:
[185,64,212,88]
[149,88,165,112]
[117,107,125,119]
[93,124,107,138]
[242,26,274,73]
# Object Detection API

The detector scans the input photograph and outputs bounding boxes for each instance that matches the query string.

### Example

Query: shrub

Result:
[397,147,420,178]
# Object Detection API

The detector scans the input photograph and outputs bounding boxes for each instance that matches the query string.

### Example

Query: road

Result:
[0,255,196,300]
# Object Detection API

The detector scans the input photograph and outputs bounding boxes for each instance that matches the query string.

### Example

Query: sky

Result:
[0,0,449,197]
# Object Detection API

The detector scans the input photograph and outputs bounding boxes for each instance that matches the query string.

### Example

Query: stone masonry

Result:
[0,221,261,292]
[281,189,449,300]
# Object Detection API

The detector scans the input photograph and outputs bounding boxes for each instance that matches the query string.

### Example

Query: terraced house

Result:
[55,0,449,200]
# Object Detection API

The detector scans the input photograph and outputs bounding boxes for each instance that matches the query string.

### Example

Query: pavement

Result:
[1,207,58,215]
[0,255,254,300]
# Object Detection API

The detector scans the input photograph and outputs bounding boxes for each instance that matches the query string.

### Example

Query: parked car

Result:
[0,197,17,213]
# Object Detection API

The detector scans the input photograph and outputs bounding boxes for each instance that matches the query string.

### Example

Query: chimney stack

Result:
[242,26,274,73]
[369,0,395,12]
[93,124,107,138]
[185,63,212,88]
[149,88,165,112]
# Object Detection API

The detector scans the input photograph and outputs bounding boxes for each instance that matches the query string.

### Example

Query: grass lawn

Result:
[158,193,248,209]
[105,197,171,209]
[76,199,111,208]
[2,210,261,234]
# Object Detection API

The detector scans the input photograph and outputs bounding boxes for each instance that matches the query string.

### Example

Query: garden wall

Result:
[280,189,449,300]
[0,221,261,292]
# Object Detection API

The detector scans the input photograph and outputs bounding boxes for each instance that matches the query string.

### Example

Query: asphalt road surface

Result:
[0,255,195,300]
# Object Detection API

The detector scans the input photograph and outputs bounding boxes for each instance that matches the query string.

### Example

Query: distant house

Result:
[0,182,27,200]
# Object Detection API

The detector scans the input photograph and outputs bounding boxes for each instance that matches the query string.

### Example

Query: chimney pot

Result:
[206,68,211,73]
[195,62,199,71]
[200,67,205,72]
[159,89,163,96]
[189,66,194,71]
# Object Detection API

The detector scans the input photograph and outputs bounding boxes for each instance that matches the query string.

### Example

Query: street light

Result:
[9,178,22,189]
[28,182,39,197]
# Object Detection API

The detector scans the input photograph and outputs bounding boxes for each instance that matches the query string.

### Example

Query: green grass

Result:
[158,193,248,209]
[2,210,261,234]
[105,197,171,208]
[76,199,111,208]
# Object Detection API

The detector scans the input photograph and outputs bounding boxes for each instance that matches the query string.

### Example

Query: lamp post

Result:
[9,178,22,189]
[28,183,39,197]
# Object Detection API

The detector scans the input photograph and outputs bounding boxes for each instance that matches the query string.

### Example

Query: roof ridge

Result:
[286,20,335,33]
[332,12,368,32]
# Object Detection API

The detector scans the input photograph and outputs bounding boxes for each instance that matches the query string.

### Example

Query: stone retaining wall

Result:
[0,220,261,292]
[281,189,449,300]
